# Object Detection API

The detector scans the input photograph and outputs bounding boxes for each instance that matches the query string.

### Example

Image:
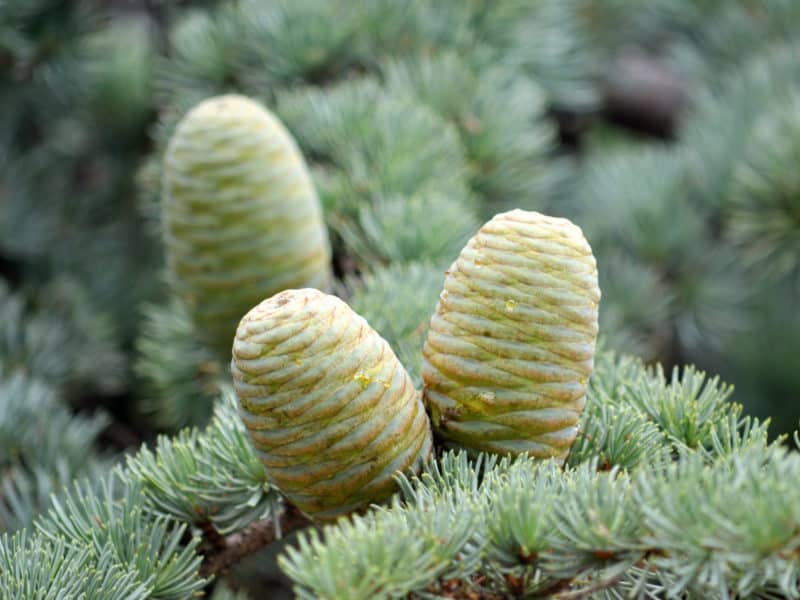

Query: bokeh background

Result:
[2,0,799,592]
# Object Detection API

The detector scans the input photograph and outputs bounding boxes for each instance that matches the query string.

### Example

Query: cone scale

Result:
[162,94,332,356]
[232,289,432,520]
[422,210,600,461]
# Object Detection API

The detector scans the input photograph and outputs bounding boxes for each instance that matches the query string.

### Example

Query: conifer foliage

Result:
[1,1,800,599]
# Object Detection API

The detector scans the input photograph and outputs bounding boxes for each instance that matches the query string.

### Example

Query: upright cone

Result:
[422,210,600,461]
[232,289,432,520]
[162,94,331,356]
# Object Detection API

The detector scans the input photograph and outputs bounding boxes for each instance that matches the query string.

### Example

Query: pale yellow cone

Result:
[162,95,332,356]
[422,210,600,461]
[232,289,433,520]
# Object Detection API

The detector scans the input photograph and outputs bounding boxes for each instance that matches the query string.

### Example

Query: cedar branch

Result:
[200,506,311,577]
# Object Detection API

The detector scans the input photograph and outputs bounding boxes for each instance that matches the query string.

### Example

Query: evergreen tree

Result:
[1,1,799,598]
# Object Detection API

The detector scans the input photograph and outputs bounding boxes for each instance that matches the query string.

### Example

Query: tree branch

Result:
[200,506,311,577]
[553,573,626,599]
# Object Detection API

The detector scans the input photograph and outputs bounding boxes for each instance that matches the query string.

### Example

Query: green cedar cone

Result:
[422,210,600,461]
[232,288,433,520]
[162,94,332,356]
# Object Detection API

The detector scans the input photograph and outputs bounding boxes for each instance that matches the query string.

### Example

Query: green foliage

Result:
[383,52,558,215]
[567,26,800,430]
[679,43,800,215]
[572,146,741,357]
[0,277,125,394]
[721,290,800,431]
[3,388,208,598]
[348,262,444,386]
[465,0,599,110]
[592,254,673,361]
[135,298,222,430]
[344,193,477,267]
[664,1,800,86]
[0,373,110,532]
[238,0,363,88]
[281,489,480,599]
[125,392,279,534]
[38,475,206,599]
[82,18,156,147]
[149,0,584,279]
[0,395,283,598]
[577,146,699,268]
[728,93,800,282]
[0,0,99,161]
[157,8,240,107]
[574,0,800,90]
[0,1,160,341]
[276,78,474,260]
[568,352,769,469]
[158,0,361,106]
[279,356,785,599]
[4,0,800,596]
[282,444,800,599]
[0,531,148,600]
[0,275,122,532]
[0,351,794,599]
[0,374,106,484]
[157,0,597,109]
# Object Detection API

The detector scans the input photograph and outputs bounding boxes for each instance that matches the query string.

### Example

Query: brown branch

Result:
[531,578,574,598]
[552,573,626,600]
[197,519,227,551]
[200,506,311,577]
[425,547,667,599]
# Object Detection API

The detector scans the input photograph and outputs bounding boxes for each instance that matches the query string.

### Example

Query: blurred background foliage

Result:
[2,0,800,592]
